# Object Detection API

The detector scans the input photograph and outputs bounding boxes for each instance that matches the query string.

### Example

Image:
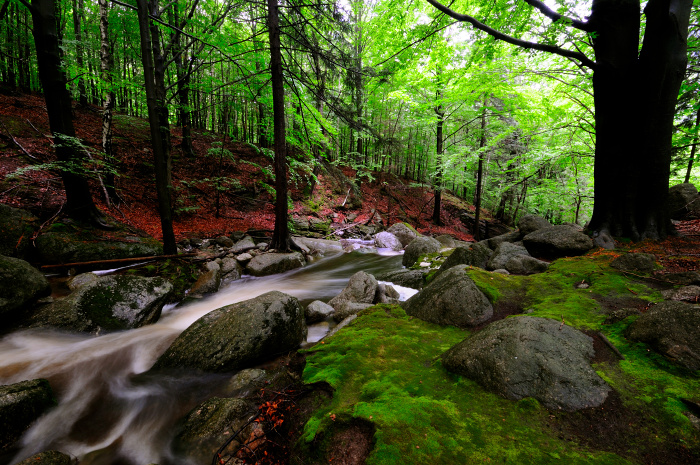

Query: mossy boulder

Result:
[437,242,493,274]
[626,301,700,370]
[504,255,549,275]
[403,265,493,328]
[153,291,307,373]
[522,225,594,259]
[29,275,173,333]
[486,242,531,271]
[386,222,417,247]
[0,255,51,320]
[435,234,456,248]
[34,230,162,265]
[333,302,374,322]
[0,204,38,258]
[442,316,611,411]
[402,236,441,267]
[328,271,378,310]
[172,397,256,463]
[247,252,305,277]
[15,450,75,465]
[611,252,659,274]
[0,379,56,453]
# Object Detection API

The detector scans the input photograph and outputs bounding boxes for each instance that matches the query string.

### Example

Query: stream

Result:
[0,249,413,465]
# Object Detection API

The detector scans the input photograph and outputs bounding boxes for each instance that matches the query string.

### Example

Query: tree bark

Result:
[684,104,700,183]
[71,0,87,106]
[136,0,177,254]
[29,0,107,226]
[99,0,117,205]
[473,97,487,241]
[268,0,290,251]
[432,78,444,225]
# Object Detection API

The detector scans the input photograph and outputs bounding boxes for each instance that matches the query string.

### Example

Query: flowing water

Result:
[0,249,414,465]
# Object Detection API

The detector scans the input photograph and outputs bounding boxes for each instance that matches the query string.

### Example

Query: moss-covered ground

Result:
[297,252,700,464]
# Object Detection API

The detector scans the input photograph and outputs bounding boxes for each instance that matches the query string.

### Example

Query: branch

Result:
[425,0,596,69]
[523,0,591,31]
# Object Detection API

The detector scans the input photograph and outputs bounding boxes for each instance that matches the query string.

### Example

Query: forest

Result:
[1,1,700,465]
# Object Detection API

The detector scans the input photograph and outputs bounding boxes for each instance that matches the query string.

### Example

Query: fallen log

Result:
[40,253,197,271]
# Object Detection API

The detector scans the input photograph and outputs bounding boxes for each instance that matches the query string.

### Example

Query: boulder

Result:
[66,272,99,291]
[173,397,256,463]
[611,253,658,274]
[486,242,531,271]
[403,265,493,328]
[0,379,56,453]
[626,301,700,370]
[387,223,418,247]
[376,283,400,304]
[661,271,700,286]
[375,269,427,290]
[592,231,616,250]
[328,271,378,309]
[220,257,243,281]
[487,230,521,250]
[232,236,257,253]
[374,231,403,251]
[153,291,306,372]
[0,204,38,258]
[442,316,611,411]
[223,369,268,397]
[325,314,358,339]
[402,236,442,267]
[333,302,374,322]
[435,234,456,248]
[522,225,594,258]
[35,231,162,265]
[15,451,74,465]
[306,300,335,323]
[0,255,51,320]
[437,242,493,274]
[188,261,221,296]
[215,236,234,248]
[504,255,549,275]
[247,252,305,277]
[29,275,173,333]
[668,183,700,220]
[517,215,551,236]
[661,285,700,302]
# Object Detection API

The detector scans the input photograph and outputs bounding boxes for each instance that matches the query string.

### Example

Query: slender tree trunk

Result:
[71,0,87,106]
[268,0,290,251]
[684,104,700,183]
[473,98,487,241]
[432,88,444,225]
[99,0,117,205]
[136,0,176,254]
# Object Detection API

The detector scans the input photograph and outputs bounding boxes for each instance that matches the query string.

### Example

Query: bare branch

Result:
[523,0,591,31]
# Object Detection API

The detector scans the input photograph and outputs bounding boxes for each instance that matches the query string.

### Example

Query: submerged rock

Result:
[0,255,51,320]
[29,275,173,333]
[0,379,56,453]
[442,316,611,411]
[153,291,306,373]
[626,301,700,370]
[403,265,492,328]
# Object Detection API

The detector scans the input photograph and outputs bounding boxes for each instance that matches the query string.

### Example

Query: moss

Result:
[298,254,700,464]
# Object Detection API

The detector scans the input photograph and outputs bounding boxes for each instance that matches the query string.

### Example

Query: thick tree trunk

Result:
[30,0,107,226]
[268,0,290,251]
[587,0,691,240]
[136,0,176,254]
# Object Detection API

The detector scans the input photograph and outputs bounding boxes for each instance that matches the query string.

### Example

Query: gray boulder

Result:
[375,269,427,290]
[173,397,256,463]
[247,252,305,277]
[610,253,658,274]
[16,451,75,465]
[0,204,38,258]
[668,183,700,220]
[220,257,243,281]
[662,285,700,302]
[215,235,234,248]
[306,300,335,323]
[326,314,358,339]
[35,231,162,265]
[333,302,373,322]
[487,230,521,250]
[0,379,56,453]
[153,291,306,372]
[438,242,493,274]
[435,234,456,248]
[223,369,267,397]
[504,255,549,275]
[442,316,611,411]
[403,265,493,328]
[487,242,531,271]
[188,261,222,296]
[66,272,99,291]
[522,225,594,258]
[626,301,700,370]
[328,271,378,309]
[291,237,342,255]
[517,215,551,236]
[376,283,400,304]
[402,236,442,267]
[374,231,403,251]
[232,236,257,253]
[387,223,417,247]
[29,275,173,332]
[0,255,51,319]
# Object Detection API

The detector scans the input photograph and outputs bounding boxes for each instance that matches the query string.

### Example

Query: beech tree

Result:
[427,0,693,241]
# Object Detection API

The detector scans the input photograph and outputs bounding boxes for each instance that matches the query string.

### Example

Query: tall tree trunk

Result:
[473,98,487,241]
[136,0,176,254]
[99,0,117,205]
[587,0,692,240]
[71,0,87,106]
[268,0,290,251]
[432,84,444,225]
[29,0,107,226]
[684,104,700,183]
